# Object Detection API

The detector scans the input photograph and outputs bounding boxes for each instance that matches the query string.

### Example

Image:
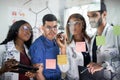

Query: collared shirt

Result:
[29,35,61,80]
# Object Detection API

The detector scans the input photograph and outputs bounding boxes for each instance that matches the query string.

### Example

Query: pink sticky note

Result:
[75,42,86,52]
[46,59,56,69]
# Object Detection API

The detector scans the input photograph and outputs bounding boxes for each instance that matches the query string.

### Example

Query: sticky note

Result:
[57,55,67,65]
[75,42,86,52]
[46,59,56,69]
[113,25,120,35]
[96,36,106,46]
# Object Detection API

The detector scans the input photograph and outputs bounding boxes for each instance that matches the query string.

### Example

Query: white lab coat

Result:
[59,39,90,80]
[0,41,33,80]
[90,23,120,80]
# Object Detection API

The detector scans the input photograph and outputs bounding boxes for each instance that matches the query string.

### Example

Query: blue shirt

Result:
[29,35,61,80]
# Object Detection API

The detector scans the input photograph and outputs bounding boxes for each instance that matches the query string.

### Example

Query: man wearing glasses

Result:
[29,14,63,80]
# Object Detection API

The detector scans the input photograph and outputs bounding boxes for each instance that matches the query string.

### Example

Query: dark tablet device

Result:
[12,64,39,73]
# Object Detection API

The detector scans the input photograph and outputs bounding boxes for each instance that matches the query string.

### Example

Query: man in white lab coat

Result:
[87,0,120,80]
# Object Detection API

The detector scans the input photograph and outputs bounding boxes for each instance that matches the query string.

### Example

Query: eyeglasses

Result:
[45,26,58,31]
[68,21,82,27]
[22,26,32,32]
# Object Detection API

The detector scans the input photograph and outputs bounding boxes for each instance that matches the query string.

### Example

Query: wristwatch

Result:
[101,62,108,69]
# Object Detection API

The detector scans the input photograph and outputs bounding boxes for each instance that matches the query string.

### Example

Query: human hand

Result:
[87,62,103,74]
[56,32,67,55]
[33,63,45,80]
[3,58,18,72]
[56,32,67,48]
[25,71,35,78]
[33,63,44,73]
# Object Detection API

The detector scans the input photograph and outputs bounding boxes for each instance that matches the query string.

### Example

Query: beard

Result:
[90,17,102,28]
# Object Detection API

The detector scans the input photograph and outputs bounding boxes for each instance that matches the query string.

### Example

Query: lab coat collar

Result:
[6,40,28,53]
[102,23,110,36]
[69,40,76,48]
[93,23,110,37]
[6,40,17,51]
[41,35,56,47]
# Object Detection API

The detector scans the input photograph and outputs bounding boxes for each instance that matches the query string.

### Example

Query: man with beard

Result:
[87,0,120,80]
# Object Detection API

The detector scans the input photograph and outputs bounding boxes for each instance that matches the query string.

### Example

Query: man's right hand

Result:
[56,32,67,55]
[87,62,103,74]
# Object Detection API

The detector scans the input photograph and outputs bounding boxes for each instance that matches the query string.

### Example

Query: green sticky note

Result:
[113,26,120,35]
[96,36,106,46]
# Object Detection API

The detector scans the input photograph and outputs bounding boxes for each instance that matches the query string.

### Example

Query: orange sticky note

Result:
[46,59,56,69]
[75,42,86,52]
[57,55,67,65]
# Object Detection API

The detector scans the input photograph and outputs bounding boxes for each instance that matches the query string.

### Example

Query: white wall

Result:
[64,0,120,37]
[0,0,61,42]
[0,0,120,42]
[0,0,10,42]
[105,0,120,25]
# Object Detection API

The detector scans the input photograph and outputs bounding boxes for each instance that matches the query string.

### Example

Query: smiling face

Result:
[42,21,58,40]
[17,23,32,42]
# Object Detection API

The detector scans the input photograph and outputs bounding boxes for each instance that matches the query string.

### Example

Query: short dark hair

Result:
[42,14,57,25]
[100,0,107,14]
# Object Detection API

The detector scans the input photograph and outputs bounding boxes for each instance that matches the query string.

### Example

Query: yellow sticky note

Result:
[57,55,67,65]
[46,59,56,69]
[113,26,120,35]
[96,36,106,46]
[75,42,86,52]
